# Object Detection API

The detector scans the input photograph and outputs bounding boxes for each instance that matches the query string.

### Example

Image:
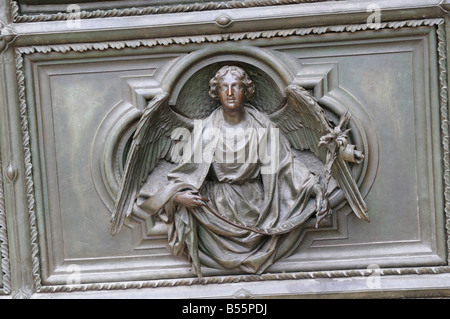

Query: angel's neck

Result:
[222,107,246,126]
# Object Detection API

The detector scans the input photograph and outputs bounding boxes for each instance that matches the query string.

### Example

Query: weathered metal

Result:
[0,0,449,299]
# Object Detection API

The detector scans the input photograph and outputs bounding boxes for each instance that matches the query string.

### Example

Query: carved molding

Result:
[437,23,450,264]
[13,18,449,293]
[0,19,17,54]
[440,0,450,12]
[11,0,328,23]
[10,0,450,24]
[36,265,450,293]
[14,18,445,56]
[0,154,11,295]
[14,52,41,292]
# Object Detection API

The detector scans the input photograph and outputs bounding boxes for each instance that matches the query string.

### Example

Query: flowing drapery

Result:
[138,107,319,276]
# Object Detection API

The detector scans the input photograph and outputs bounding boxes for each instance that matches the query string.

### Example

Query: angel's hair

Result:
[209,65,255,101]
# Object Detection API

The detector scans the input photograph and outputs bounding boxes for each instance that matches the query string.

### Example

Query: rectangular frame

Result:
[12,20,449,297]
[0,0,449,298]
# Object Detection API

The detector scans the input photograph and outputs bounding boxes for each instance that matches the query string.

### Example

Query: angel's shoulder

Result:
[246,106,276,128]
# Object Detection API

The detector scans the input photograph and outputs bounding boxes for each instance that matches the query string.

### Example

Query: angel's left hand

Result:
[313,185,331,228]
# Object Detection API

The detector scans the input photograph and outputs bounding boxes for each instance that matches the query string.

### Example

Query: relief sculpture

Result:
[110,65,369,277]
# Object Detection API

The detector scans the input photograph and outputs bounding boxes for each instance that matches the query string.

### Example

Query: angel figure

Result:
[110,65,369,277]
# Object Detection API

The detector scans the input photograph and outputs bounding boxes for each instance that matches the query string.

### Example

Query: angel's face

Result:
[218,72,246,112]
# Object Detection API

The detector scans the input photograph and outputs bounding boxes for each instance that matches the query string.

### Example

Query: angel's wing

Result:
[269,84,369,222]
[110,92,193,235]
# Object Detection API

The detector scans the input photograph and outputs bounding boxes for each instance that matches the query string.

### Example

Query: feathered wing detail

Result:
[269,85,332,157]
[110,92,193,235]
[269,84,369,223]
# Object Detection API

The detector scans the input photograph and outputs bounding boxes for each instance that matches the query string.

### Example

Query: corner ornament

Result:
[110,65,369,277]
[0,20,17,53]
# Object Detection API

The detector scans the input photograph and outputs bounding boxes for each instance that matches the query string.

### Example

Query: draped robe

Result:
[138,106,320,276]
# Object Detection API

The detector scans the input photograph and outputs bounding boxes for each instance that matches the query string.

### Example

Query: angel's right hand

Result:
[174,191,209,208]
